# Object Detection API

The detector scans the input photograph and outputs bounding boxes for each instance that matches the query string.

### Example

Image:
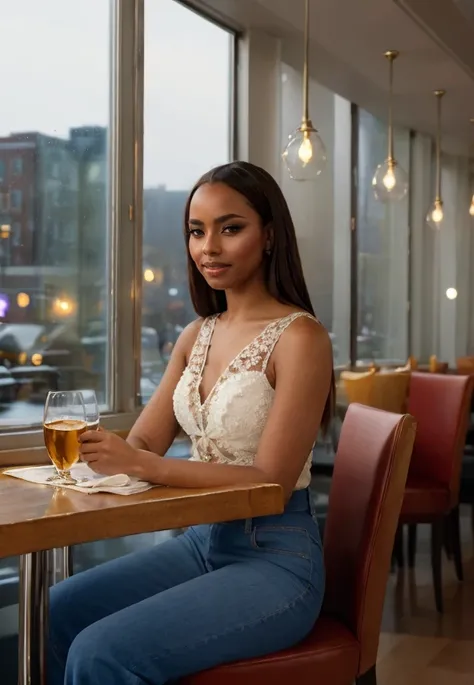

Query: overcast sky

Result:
[0,0,231,190]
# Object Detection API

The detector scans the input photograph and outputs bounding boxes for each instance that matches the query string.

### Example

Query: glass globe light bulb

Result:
[282,126,327,181]
[372,159,408,202]
[469,195,474,217]
[382,167,396,190]
[298,136,313,164]
[426,199,444,229]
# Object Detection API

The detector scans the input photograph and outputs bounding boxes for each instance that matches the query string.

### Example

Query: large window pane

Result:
[357,110,410,366]
[141,0,233,404]
[410,134,474,363]
[0,0,111,426]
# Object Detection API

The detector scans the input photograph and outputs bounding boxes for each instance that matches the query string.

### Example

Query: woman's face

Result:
[187,182,269,290]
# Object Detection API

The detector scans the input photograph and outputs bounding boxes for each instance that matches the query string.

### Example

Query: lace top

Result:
[173,311,318,490]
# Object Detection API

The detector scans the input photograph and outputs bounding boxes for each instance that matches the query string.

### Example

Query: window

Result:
[0,160,5,183]
[11,222,21,247]
[409,133,474,363]
[0,231,11,268]
[356,110,410,366]
[11,157,23,176]
[141,0,234,404]
[0,0,111,427]
[280,66,352,368]
[9,190,22,211]
[0,193,9,212]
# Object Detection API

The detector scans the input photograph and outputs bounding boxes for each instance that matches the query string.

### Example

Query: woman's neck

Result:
[222,281,277,324]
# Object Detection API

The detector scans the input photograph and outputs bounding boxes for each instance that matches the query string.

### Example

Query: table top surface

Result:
[0,470,284,558]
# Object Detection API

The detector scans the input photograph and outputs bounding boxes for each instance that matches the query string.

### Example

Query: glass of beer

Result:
[43,391,87,484]
[78,389,100,430]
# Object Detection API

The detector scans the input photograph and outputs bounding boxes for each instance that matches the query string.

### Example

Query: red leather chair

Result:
[394,372,473,612]
[181,405,416,685]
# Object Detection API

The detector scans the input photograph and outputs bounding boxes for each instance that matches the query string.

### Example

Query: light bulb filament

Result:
[298,134,313,166]
[431,205,444,224]
[469,195,474,217]
[382,166,396,191]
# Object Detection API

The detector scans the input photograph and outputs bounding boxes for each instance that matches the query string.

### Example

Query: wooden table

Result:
[0,472,284,685]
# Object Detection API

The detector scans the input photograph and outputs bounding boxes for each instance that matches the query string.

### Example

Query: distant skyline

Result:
[1,0,232,190]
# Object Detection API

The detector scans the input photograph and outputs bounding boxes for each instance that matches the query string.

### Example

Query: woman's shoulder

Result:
[273,311,332,360]
[268,305,323,332]
[174,317,209,364]
[266,310,332,389]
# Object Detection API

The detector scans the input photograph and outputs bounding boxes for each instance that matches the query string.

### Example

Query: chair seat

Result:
[181,616,360,685]
[400,476,450,519]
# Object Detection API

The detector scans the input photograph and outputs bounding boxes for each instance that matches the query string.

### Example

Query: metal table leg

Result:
[50,547,73,585]
[18,548,72,685]
[18,551,50,685]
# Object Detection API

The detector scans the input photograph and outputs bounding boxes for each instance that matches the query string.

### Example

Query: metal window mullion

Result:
[407,129,415,357]
[229,32,238,162]
[349,103,359,369]
[111,0,144,414]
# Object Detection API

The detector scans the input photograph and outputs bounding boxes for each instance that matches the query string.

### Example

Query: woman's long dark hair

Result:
[183,160,334,434]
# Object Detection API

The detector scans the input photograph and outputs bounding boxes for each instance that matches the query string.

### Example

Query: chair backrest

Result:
[323,404,416,676]
[371,372,410,413]
[457,356,474,375]
[407,372,473,505]
[341,369,375,406]
[429,355,448,374]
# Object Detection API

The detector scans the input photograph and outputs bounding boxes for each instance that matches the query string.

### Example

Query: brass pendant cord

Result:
[435,90,445,203]
[386,51,396,162]
[302,0,310,126]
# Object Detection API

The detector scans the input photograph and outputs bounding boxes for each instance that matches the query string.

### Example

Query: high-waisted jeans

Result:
[48,488,325,685]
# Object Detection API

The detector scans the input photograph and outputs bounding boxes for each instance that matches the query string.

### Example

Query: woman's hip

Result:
[188,488,325,593]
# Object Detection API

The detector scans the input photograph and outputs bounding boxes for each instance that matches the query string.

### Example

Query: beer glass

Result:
[43,391,87,484]
[78,389,100,430]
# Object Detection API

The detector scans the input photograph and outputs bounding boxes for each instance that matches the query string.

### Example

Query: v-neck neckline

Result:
[196,313,293,408]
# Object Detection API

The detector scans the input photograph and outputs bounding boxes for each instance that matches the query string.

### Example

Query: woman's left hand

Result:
[79,429,139,476]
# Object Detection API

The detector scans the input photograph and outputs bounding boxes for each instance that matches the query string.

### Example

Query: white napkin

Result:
[4,463,155,495]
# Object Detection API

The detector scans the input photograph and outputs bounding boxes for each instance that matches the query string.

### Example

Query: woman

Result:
[49,161,334,685]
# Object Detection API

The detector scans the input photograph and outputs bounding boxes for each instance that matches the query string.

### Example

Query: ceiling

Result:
[186,0,474,154]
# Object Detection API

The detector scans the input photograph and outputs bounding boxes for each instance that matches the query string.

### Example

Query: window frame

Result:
[0,0,237,464]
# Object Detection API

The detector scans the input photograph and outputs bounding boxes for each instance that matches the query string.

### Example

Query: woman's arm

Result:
[126,320,202,456]
[130,318,333,499]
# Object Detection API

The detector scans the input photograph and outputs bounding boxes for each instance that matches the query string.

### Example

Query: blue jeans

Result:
[48,488,325,685]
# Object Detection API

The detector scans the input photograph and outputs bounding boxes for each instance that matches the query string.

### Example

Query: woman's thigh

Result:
[65,554,324,685]
[49,530,207,684]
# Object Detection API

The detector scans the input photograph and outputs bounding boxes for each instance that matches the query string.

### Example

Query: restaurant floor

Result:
[377,505,474,685]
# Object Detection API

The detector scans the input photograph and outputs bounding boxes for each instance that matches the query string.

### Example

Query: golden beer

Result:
[43,419,87,472]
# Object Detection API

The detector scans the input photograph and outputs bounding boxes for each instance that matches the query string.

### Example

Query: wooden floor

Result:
[377,506,474,684]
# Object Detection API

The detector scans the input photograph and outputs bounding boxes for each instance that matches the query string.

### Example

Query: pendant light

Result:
[469,118,474,217]
[427,90,446,229]
[372,51,408,202]
[282,0,326,181]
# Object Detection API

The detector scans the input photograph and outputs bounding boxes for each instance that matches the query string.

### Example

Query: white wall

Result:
[236,29,281,181]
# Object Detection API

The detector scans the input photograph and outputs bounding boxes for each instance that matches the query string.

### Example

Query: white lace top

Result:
[173,311,317,490]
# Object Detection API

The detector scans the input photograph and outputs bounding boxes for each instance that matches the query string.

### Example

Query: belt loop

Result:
[244,517,252,534]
